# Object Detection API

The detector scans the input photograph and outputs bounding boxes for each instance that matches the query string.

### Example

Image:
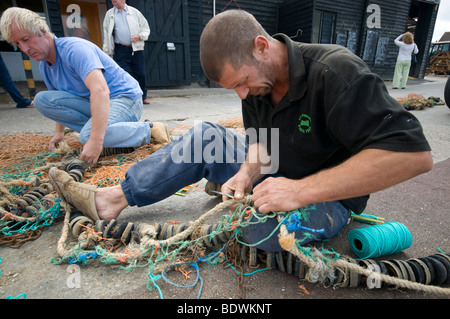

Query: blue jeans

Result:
[33,90,150,147]
[0,55,32,108]
[121,122,350,252]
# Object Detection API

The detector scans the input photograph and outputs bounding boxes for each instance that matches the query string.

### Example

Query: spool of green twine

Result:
[348,222,413,259]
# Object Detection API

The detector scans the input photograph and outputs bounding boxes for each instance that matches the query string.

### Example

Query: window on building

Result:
[312,10,336,44]
[442,43,450,52]
[430,42,450,56]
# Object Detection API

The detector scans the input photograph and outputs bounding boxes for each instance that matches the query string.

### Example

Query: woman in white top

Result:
[392,32,419,89]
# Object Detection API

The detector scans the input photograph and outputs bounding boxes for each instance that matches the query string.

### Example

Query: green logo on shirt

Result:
[298,114,311,133]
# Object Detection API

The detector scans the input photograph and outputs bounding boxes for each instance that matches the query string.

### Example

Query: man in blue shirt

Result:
[0,7,169,164]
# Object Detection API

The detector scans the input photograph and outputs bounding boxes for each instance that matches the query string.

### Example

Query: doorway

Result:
[59,0,103,49]
[407,0,435,77]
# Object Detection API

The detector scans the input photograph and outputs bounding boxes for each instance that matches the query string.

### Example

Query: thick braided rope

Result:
[278,224,450,296]
[139,198,242,248]
[56,201,73,257]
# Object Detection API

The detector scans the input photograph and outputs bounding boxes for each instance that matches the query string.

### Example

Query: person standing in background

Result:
[0,54,33,108]
[392,32,418,89]
[103,0,151,104]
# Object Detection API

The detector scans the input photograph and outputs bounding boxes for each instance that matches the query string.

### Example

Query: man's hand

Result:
[252,177,304,214]
[49,123,65,151]
[79,138,103,164]
[221,170,254,202]
[131,34,141,43]
[48,133,65,151]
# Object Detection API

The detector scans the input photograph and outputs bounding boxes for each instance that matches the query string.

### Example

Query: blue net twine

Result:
[348,221,413,259]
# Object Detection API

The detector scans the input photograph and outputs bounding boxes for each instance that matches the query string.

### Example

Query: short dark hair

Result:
[200,10,270,82]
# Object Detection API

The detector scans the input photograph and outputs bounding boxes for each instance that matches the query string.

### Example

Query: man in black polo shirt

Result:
[49,10,432,252]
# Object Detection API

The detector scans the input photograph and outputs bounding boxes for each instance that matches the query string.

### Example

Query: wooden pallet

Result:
[426,51,450,76]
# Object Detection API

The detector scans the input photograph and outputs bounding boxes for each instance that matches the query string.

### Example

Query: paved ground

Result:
[0,75,449,305]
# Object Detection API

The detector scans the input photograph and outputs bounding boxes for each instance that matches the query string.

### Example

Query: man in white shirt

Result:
[103,0,151,104]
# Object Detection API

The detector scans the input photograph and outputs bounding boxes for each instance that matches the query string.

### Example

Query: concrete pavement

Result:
[0,75,449,302]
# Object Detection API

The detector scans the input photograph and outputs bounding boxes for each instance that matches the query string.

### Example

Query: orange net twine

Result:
[0,119,245,249]
[0,117,244,188]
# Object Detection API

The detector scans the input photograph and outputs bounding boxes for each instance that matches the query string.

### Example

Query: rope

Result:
[56,202,74,258]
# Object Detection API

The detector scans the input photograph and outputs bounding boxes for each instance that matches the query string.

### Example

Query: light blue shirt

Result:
[113,5,131,45]
[40,37,142,100]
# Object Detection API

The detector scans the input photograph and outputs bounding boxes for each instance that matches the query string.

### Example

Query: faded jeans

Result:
[121,122,350,252]
[34,90,150,147]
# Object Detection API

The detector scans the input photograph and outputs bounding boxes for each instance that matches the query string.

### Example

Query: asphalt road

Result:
[0,75,448,305]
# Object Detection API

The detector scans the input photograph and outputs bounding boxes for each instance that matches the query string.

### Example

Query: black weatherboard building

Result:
[278,0,439,80]
[3,0,440,87]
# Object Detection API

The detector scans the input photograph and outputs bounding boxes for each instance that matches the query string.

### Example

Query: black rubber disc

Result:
[418,257,436,284]
[95,220,107,234]
[429,254,450,284]
[276,252,286,272]
[69,210,84,222]
[406,259,426,284]
[407,259,429,284]
[121,222,135,244]
[424,256,447,285]
[266,252,277,270]
[249,247,258,267]
[114,221,129,239]
[397,260,416,282]
[286,252,293,275]
[240,244,248,262]
[390,259,409,280]
[103,219,117,238]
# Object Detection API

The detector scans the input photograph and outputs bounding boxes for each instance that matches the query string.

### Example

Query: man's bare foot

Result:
[95,185,129,221]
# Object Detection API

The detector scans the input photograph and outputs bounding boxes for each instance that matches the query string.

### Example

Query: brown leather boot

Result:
[150,122,170,145]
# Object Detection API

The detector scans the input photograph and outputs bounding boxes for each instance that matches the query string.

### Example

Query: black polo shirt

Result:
[242,34,431,213]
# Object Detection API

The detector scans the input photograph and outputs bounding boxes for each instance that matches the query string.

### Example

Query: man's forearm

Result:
[89,90,110,145]
[252,148,433,214]
[54,122,65,135]
[301,148,433,205]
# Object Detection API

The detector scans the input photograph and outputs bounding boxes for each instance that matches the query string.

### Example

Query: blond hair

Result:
[402,32,414,45]
[0,7,53,43]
